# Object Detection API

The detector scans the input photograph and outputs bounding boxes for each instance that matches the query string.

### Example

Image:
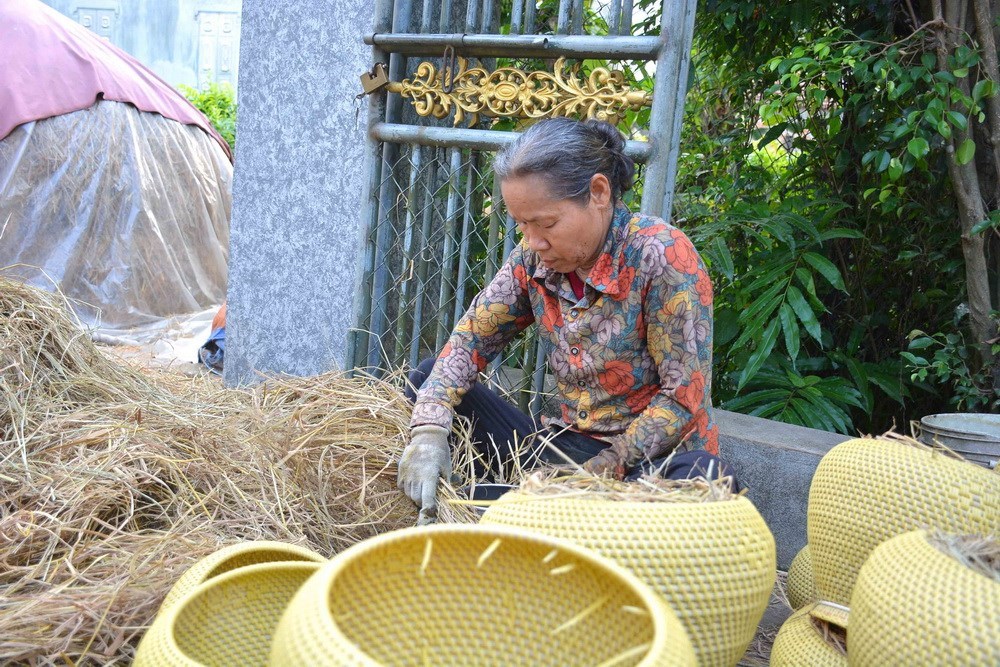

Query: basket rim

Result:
[151,560,324,662]
[298,524,679,666]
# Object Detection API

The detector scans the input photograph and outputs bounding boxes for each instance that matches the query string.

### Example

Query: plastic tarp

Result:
[0,0,232,160]
[0,100,231,338]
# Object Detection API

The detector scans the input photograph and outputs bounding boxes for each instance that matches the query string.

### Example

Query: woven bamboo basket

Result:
[808,437,1000,606]
[480,493,775,667]
[770,605,847,667]
[269,524,696,666]
[848,529,1000,666]
[134,561,321,667]
[786,545,815,610]
[159,541,327,613]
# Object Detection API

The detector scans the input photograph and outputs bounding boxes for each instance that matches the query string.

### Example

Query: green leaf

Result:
[757,122,789,149]
[947,110,968,130]
[818,228,864,241]
[803,252,847,291]
[786,285,823,343]
[937,120,952,140]
[971,218,995,235]
[953,67,969,78]
[907,336,936,350]
[844,357,874,413]
[738,318,781,392]
[780,302,800,361]
[795,267,817,298]
[888,157,903,181]
[907,137,930,158]
[972,79,995,101]
[722,388,789,413]
[956,138,976,164]
[712,237,735,279]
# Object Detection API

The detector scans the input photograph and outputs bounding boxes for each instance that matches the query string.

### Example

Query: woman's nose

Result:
[526,232,550,252]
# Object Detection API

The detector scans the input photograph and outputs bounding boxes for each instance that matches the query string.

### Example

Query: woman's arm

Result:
[410,247,537,429]
[589,228,717,474]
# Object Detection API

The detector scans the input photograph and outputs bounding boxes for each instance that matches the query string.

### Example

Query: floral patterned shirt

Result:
[411,204,719,466]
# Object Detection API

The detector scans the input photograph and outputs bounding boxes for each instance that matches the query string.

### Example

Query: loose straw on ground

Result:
[0,277,477,665]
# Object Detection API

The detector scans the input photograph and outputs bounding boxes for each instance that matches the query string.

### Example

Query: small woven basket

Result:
[480,492,775,667]
[769,605,847,667]
[786,545,815,610]
[848,529,1000,666]
[159,541,326,613]
[269,524,695,666]
[134,561,321,667]
[808,437,1000,606]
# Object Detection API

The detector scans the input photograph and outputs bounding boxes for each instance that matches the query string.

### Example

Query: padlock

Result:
[360,63,390,95]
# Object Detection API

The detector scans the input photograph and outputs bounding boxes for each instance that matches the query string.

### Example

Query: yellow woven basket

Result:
[159,541,326,613]
[769,605,847,667]
[808,437,1000,606]
[786,545,815,610]
[848,529,1000,666]
[134,560,321,667]
[480,493,775,667]
[269,524,695,666]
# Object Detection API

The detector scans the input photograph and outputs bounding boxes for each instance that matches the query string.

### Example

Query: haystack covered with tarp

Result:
[0,0,232,338]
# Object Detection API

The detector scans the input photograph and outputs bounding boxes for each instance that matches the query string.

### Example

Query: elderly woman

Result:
[398,117,730,520]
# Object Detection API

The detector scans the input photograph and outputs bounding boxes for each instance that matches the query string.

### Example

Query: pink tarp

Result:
[0,0,232,161]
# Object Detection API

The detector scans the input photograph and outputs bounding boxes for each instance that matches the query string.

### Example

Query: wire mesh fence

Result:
[354,0,672,416]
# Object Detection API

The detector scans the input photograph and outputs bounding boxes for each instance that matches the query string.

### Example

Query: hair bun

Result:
[585,119,627,154]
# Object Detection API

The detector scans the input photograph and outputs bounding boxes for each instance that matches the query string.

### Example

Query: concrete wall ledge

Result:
[717,409,850,569]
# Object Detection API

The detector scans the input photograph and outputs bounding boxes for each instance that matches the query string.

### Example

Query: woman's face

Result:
[501,173,613,274]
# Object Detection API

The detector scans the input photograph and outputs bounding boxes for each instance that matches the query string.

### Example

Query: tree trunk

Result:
[935,0,998,365]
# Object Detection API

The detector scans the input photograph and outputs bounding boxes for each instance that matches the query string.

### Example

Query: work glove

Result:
[582,447,626,480]
[397,424,452,525]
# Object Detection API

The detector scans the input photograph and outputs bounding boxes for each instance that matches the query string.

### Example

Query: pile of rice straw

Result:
[511,465,739,502]
[0,277,477,664]
[928,531,1000,582]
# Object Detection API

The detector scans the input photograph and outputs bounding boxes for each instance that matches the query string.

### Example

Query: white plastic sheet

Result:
[0,100,231,339]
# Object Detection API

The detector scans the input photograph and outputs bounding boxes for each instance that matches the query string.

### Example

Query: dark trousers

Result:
[405,358,736,487]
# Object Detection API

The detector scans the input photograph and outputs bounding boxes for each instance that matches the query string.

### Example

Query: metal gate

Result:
[349,0,696,417]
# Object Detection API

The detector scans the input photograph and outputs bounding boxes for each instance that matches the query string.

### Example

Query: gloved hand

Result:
[397,424,452,525]
[582,447,626,480]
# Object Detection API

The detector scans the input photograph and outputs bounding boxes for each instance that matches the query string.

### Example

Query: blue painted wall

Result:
[40,0,242,93]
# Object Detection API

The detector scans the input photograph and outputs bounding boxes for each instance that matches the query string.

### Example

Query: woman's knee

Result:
[404,357,437,403]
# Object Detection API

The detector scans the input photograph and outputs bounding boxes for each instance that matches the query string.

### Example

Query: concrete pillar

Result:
[225,2,373,384]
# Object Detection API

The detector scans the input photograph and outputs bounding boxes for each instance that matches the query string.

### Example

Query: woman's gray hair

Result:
[493,118,635,203]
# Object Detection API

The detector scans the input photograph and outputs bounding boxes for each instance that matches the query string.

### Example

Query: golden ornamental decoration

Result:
[386,57,651,126]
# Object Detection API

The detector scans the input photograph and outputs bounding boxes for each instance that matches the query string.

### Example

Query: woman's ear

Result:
[589,173,613,208]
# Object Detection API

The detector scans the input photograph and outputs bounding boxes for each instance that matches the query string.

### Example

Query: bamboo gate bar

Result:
[349,0,696,418]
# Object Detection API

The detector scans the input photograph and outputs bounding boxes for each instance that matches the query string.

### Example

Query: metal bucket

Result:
[917,413,1000,469]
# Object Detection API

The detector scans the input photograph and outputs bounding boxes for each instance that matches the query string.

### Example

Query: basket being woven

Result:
[134,561,321,667]
[480,492,775,667]
[808,437,1000,606]
[769,605,847,667]
[159,541,326,613]
[785,545,815,610]
[269,524,695,667]
[848,529,1000,666]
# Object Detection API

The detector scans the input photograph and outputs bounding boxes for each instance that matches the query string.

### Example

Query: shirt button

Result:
[577,380,586,387]
[570,346,580,355]
[579,410,588,419]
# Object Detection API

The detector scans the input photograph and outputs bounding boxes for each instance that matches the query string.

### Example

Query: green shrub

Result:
[179,82,237,154]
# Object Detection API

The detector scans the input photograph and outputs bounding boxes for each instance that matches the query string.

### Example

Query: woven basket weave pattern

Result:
[480,495,775,667]
[848,530,1000,666]
[159,541,326,613]
[135,561,320,667]
[785,545,814,610]
[769,605,847,667]
[808,438,1000,605]
[269,524,695,667]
